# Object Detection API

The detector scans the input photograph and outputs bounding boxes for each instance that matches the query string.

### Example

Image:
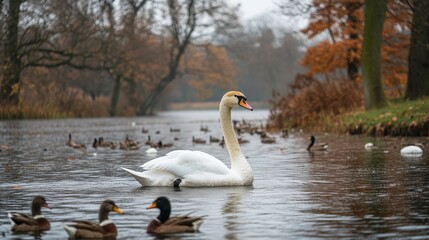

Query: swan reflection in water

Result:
[222,188,250,240]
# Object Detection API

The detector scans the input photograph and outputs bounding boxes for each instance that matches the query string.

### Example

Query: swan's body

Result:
[122,91,254,187]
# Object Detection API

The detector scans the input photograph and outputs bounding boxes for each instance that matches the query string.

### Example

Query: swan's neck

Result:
[219,104,253,182]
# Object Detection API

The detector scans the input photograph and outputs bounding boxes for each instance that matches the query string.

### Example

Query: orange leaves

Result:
[301,40,361,76]
[181,44,236,100]
[299,0,411,97]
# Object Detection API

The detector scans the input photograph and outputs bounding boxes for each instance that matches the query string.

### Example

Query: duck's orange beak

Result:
[147,202,157,209]
[113,206,123,214]
[239,99,253,111]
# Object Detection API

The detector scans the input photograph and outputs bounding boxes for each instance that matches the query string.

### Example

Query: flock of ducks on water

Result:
[66,127,424,157]
[7,195,204,238]
[65,119,283,153]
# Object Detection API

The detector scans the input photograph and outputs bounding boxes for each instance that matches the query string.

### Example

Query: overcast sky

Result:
[228,0,279,20]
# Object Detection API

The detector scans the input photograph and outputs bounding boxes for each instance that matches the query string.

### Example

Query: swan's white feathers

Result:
[140,150,231,176]
[122,90,254,187]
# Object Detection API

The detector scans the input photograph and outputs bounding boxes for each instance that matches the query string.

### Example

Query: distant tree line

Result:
[0,0,306,118]
[0,0,241,116]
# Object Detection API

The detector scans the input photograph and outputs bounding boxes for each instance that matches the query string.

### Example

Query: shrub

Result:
[269,74,364,131]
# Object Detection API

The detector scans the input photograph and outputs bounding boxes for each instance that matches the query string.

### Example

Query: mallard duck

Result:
[145,136,156,147]
[209,135,220,143]
[66,134,86,149]
[281,129,289,138]
[146,197,205,234]
[307,135,328,151]
[170,127,180,132]
[96,137,117,149]
[260,132,275,144]
[119,135,140,150]
[219,137,225,147]
[63,200,123,239]
[142,127,149,134]
[200,125,210,133]
[238,137,250,144]
[8,196,51,232]
[157,141,173,148]
[192,136,206,144]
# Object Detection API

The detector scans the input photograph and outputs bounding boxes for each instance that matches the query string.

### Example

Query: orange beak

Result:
[147,202,157,209]
[239,99,253,111]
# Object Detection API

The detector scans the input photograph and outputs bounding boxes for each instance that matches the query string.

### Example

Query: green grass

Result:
[338,97,429,136]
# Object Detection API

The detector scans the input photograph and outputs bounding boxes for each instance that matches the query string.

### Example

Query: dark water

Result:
[1,110,429,239]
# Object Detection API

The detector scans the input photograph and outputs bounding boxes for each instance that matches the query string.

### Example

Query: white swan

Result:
[121,91,254,187]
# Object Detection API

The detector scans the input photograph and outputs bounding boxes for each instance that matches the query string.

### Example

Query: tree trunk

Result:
[346,2,361,82]
[137,0,195,115]
[109,75,121,116]
[0,0,22,105]
[362,0,388,110]
[138,73,175,115]
[405,0,429,100]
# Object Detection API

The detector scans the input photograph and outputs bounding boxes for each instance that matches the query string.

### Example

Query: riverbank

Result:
[324,97,429,136]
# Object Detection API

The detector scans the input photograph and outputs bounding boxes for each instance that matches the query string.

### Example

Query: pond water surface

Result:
[0,110,429,239]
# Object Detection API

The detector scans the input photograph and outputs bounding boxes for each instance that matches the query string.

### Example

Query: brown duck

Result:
[147,196,205,234]
[307,135,328,151]
[66,134,86,149]
[8,195,51,232]
[62,200,123,239]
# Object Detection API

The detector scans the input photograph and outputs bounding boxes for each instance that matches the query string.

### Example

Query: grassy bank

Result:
[0,104,70,120]
[333,98,429,136]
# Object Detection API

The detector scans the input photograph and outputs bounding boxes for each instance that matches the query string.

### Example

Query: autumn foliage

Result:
[269,74,363,131]
[301,0,411,96]
[269,0,413,131]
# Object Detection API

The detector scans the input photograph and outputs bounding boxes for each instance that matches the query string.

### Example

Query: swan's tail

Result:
[121,167,150,186]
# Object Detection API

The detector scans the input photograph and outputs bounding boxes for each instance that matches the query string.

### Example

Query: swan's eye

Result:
[236,95,247,102]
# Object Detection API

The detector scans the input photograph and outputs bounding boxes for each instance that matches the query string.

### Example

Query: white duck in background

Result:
[121,91,254,187]
[364,142,375,150]
[400,145,423,157]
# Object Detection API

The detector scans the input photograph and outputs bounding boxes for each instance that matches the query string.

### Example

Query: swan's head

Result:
[222,91,253,111]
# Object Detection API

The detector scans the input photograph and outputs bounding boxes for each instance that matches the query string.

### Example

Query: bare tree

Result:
[1,0,22,105]
[137,0,239,115]
[0,0,109,105]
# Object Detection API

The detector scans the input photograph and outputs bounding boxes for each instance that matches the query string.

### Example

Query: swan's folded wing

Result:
[140,150,231,176]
